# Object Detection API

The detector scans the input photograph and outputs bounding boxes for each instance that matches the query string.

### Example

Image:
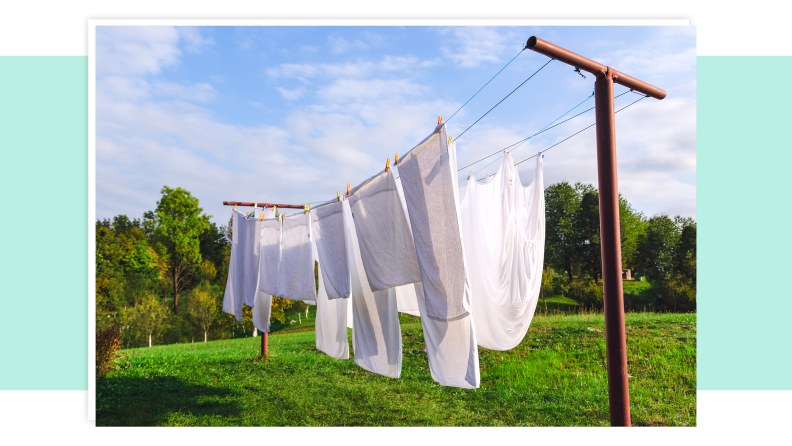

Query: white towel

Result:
[240,215,265,308]
[343,199,402,378]
[222,210,244,321]
[397,123,472,322]
[460,152,545,351]
[277,212,317,302]
[311,200,351,300]
[347,169,421,292]
[312,235,350,359]
[258,217,281,296]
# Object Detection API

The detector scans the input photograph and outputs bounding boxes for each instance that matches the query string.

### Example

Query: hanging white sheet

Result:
[347,169,421,292]
[342,199,402,378]
[311,200,351,300]
[397,123,472,322]
[277,212,316,302]
[222,210,244,321]
[312,233,350,360]
[459,152,545,351]
[259,217,282,296]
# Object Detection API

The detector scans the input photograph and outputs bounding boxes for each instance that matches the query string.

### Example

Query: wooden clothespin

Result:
[346,183,351,196]
[394,153,399,165]
[337,191,341,202]
[438,117,443,124]
[385,158,391,172]
[468,171,474,180]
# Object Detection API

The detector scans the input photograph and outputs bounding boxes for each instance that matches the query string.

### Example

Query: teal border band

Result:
[0,57,88,390]
[697,56,792,390]
[0,55,789,391]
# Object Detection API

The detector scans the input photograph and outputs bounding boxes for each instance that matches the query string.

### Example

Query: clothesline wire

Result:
[453,58,553,142]
[513,94,648,167]
[456,90,631,173]
[461,91,597,182]
[445,48,526,124]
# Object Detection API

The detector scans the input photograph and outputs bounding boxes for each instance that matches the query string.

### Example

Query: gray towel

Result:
[311,200,351,300]
[397,123,471,322]
[348,169,421,292]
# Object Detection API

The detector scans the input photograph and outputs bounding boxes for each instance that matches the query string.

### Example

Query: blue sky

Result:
[96,25,696,226]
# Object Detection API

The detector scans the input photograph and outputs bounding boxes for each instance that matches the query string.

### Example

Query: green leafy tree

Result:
[544,182,581,280]
[576,190,601,280]
[144,186,211,313]
[199,221,230,285]
[619,196,646,270]
[635,215,682,284]
[129,293,168,347]
[187,288,219,342]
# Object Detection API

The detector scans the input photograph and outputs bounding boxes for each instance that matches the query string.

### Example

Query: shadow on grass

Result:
[96,375,241,426]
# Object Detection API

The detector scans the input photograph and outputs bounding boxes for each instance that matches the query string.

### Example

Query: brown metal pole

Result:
[595,70,631,427]
[223,201,305,209]
[262,332,268,357]
[526,37,666,100]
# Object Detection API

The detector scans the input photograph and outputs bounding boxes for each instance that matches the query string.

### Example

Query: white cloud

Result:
[176,26,214,54]
[317,78,428,103]
[96,26,181,76]
[276,86,307,101]
[440,27,522,68]
[328,35,368,54]
[151,81,216,102]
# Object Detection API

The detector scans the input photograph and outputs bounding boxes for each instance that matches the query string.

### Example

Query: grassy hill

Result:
[97,311,695,426]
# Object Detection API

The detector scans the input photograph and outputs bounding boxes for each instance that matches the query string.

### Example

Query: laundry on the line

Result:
[460,151,545,351]
[221,122,545,389]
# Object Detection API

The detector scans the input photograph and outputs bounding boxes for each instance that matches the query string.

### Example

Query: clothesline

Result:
[457,89,632,174]
[513,93,648,166]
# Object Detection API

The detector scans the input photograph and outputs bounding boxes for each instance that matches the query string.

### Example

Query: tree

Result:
[619,195,646,271]
[635,214,682,284]
[199,221,230,285]
[187,288,219,342]
[674,221,696,283]
[144,186,211,313]
[576,190,601,280]
[544,182,581,280]
[129,293,168,347]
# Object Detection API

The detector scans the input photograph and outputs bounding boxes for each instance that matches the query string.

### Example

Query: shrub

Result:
[96,324,122,376]
[569,279,603,310]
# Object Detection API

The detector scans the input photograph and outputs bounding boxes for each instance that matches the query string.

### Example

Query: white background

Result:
[1,0,790,442]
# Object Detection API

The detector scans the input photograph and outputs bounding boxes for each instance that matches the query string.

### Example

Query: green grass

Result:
[97,311,695,426]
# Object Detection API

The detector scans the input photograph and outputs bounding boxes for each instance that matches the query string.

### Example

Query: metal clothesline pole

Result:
[223,201,305,209]
[526,36,666,427]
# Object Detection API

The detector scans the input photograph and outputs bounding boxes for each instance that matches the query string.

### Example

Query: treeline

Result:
[96,186,303,350]
[97,182,696,350]
[542,181,696,312]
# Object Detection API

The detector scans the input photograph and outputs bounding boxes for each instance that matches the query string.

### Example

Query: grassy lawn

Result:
[97,311,695,426]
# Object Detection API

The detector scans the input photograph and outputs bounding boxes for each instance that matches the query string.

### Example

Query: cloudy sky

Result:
[95,25,696,226]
